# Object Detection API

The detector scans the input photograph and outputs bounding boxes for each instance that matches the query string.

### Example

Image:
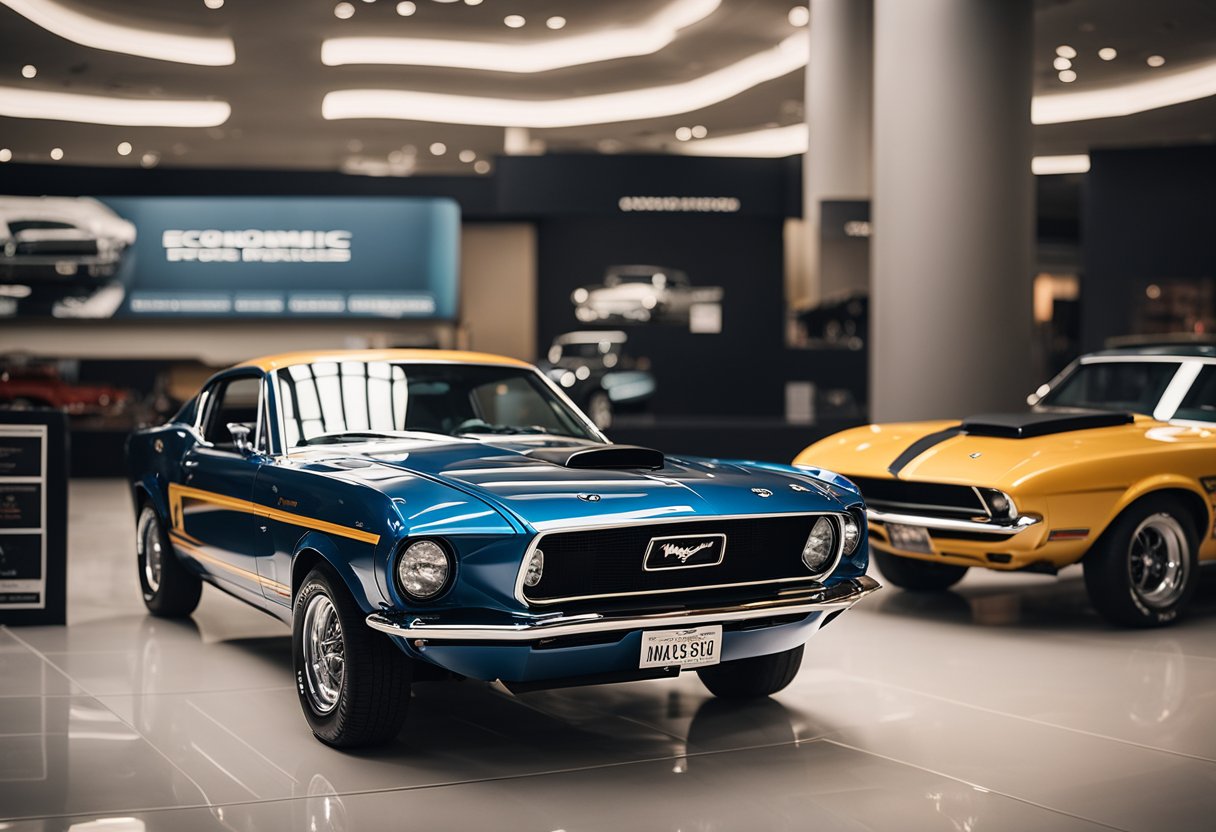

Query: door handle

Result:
[183,459,199,468]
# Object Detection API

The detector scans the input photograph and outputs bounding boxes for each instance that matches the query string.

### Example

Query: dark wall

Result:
[536,214,786,417]
[1082,145,1216,350]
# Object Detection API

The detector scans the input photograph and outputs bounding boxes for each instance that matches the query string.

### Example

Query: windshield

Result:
[1038,360,1180,416]
[274,361,598,448]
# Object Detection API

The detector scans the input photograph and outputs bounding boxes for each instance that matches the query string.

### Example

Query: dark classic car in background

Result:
[537,330,656,428]
[126,350,878,747]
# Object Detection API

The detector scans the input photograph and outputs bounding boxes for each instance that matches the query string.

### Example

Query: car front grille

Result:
[849,476,987,520]
[522,514,839,606]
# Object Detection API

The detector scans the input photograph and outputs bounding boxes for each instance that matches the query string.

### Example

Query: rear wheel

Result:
[293,564,412,747]
[136,505,201,618]
[697,645,803,699]
[1084,497,1198,628]
[874,548,967,591]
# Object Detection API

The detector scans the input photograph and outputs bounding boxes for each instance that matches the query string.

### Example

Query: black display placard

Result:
[0,411,68,626]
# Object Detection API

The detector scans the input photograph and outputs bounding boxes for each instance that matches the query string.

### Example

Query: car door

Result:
[171,372,272,601]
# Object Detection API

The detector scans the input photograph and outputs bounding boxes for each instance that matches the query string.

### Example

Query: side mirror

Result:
[226,422,255,454]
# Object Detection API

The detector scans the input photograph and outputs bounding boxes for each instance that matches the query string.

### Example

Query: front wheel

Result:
[874,548,967,591]
[1084,498,1198,628]
[136,505,201,618]
[293,565,412,747]
[697,645,803,699]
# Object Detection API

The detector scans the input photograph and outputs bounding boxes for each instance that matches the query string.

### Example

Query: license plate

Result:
[639,625,722,669]
[885,522,933,554]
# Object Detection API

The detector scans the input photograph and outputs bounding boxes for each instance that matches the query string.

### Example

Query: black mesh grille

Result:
[524,514,837,604]
[850,476,985,519]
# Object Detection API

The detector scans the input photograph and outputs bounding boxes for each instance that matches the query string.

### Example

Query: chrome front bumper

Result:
[867,508,1041,536]
[366,575,881,643]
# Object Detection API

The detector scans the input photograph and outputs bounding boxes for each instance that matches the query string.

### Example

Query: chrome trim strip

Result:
[367,576,881,643]
[514,511,848,607]
[867,508,1041,535]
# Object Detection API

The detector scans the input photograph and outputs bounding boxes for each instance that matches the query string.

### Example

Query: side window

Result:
[202,376,262,450]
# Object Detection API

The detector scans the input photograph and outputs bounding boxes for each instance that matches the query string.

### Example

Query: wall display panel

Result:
[0,196,460,320]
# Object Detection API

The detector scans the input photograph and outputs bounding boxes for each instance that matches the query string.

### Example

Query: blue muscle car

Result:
[126,350,878,747]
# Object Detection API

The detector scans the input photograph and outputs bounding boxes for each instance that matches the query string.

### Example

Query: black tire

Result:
[697,644,804,699]
[874,548,967,591]
[136,505,201,618]
[293,564,412,748]
[1083,496,1199,628]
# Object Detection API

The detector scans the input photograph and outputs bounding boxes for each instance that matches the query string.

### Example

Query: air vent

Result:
[528,445,665,470]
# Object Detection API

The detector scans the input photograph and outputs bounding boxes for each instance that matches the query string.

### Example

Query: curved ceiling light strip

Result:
[322,34,807,128]
[0,87,231,127]
[1032,58,1216,123]
[0,0,235,66]
[321,0,719,72]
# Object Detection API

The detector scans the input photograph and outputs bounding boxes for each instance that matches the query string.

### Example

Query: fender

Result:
[1111,474,1210,538]
[291,531,383,613]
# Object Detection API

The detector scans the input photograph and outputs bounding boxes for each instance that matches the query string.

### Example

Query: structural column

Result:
[871,0,1034,420]
[800,0,872,306]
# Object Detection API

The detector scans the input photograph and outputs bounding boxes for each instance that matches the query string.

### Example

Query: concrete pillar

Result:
[801,0,872,306]
[871,0,1034,420]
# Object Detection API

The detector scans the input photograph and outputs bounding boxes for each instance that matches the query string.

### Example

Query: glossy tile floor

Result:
[4,482,1216,830]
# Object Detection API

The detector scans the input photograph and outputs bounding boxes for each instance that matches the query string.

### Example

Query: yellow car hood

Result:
[796,415,1204,492]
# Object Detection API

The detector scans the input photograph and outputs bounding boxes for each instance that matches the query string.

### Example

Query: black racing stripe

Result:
[887,426,964,478]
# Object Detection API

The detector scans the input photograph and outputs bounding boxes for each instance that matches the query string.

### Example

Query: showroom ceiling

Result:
[0,0,1214,174]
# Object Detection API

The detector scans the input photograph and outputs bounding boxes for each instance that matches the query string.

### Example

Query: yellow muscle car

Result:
[795,345,1216,627]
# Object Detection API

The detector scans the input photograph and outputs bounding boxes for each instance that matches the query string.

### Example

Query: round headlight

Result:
[802,516,837,573]
[842,514,861,555]
[523,549,544,588]
[396,539,451,600]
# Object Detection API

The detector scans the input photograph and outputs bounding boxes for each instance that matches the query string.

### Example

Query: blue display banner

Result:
[0,195,460,319]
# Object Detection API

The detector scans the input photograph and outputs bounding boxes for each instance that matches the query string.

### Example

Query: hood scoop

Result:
[962,409,1134,439]
[527,444,665,470]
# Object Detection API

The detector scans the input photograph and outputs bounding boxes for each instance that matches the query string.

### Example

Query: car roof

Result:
[1089,345,1216,359]
[237,349,533,373]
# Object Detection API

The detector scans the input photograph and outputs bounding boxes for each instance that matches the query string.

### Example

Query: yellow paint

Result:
[171,534,291,597]
[237,349,532,373]
[795,415,1216,570]
[168,482,381,545]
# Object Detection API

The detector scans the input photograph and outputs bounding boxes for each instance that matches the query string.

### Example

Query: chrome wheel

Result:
[138,511,163,593]
[302,593,345,715]
[1128,513,1188,609]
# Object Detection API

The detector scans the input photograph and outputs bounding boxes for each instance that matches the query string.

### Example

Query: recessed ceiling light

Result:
[474,159,490,174]
[21,64,36,78]
[323,32,809,127]
[0,148,11,162]
[691,124,707,138]
[504,14,525,28]
[1052,57,1071,71]
[116,140,132,155]
[323,0,722,72]
[1030,154,1090,175]
[396,1,415,14]
[2,0,235,65]
[49,146,63,160]
[1056,45,1076,59]
[546,16,566,30]
[429,141,446,155]
[1098,47,1117,61]
[0,86,231,127]
[140,151,160,168]
[204,0,224,9]
[465,0,483,5]
[1146,55,1165,67]
[458,149,475,162]
[433,0,459,4]
[1058,69,1077,83]
[335,2,355,19]
[675,126,692,141]
[788,6,809,27]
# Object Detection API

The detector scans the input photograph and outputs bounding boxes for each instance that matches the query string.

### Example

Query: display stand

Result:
[0,410,68,626]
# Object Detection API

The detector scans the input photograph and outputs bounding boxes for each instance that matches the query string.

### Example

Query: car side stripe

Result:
[887,426,964,478]
[167,482,381,545]
[171,535,292,597]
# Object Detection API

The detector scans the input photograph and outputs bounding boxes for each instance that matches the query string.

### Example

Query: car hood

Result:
[295,437,856,532]
[795,413,1195,491]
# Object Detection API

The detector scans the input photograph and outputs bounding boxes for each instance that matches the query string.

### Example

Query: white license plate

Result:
[886,522,934,554]
[639,625,722,669]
